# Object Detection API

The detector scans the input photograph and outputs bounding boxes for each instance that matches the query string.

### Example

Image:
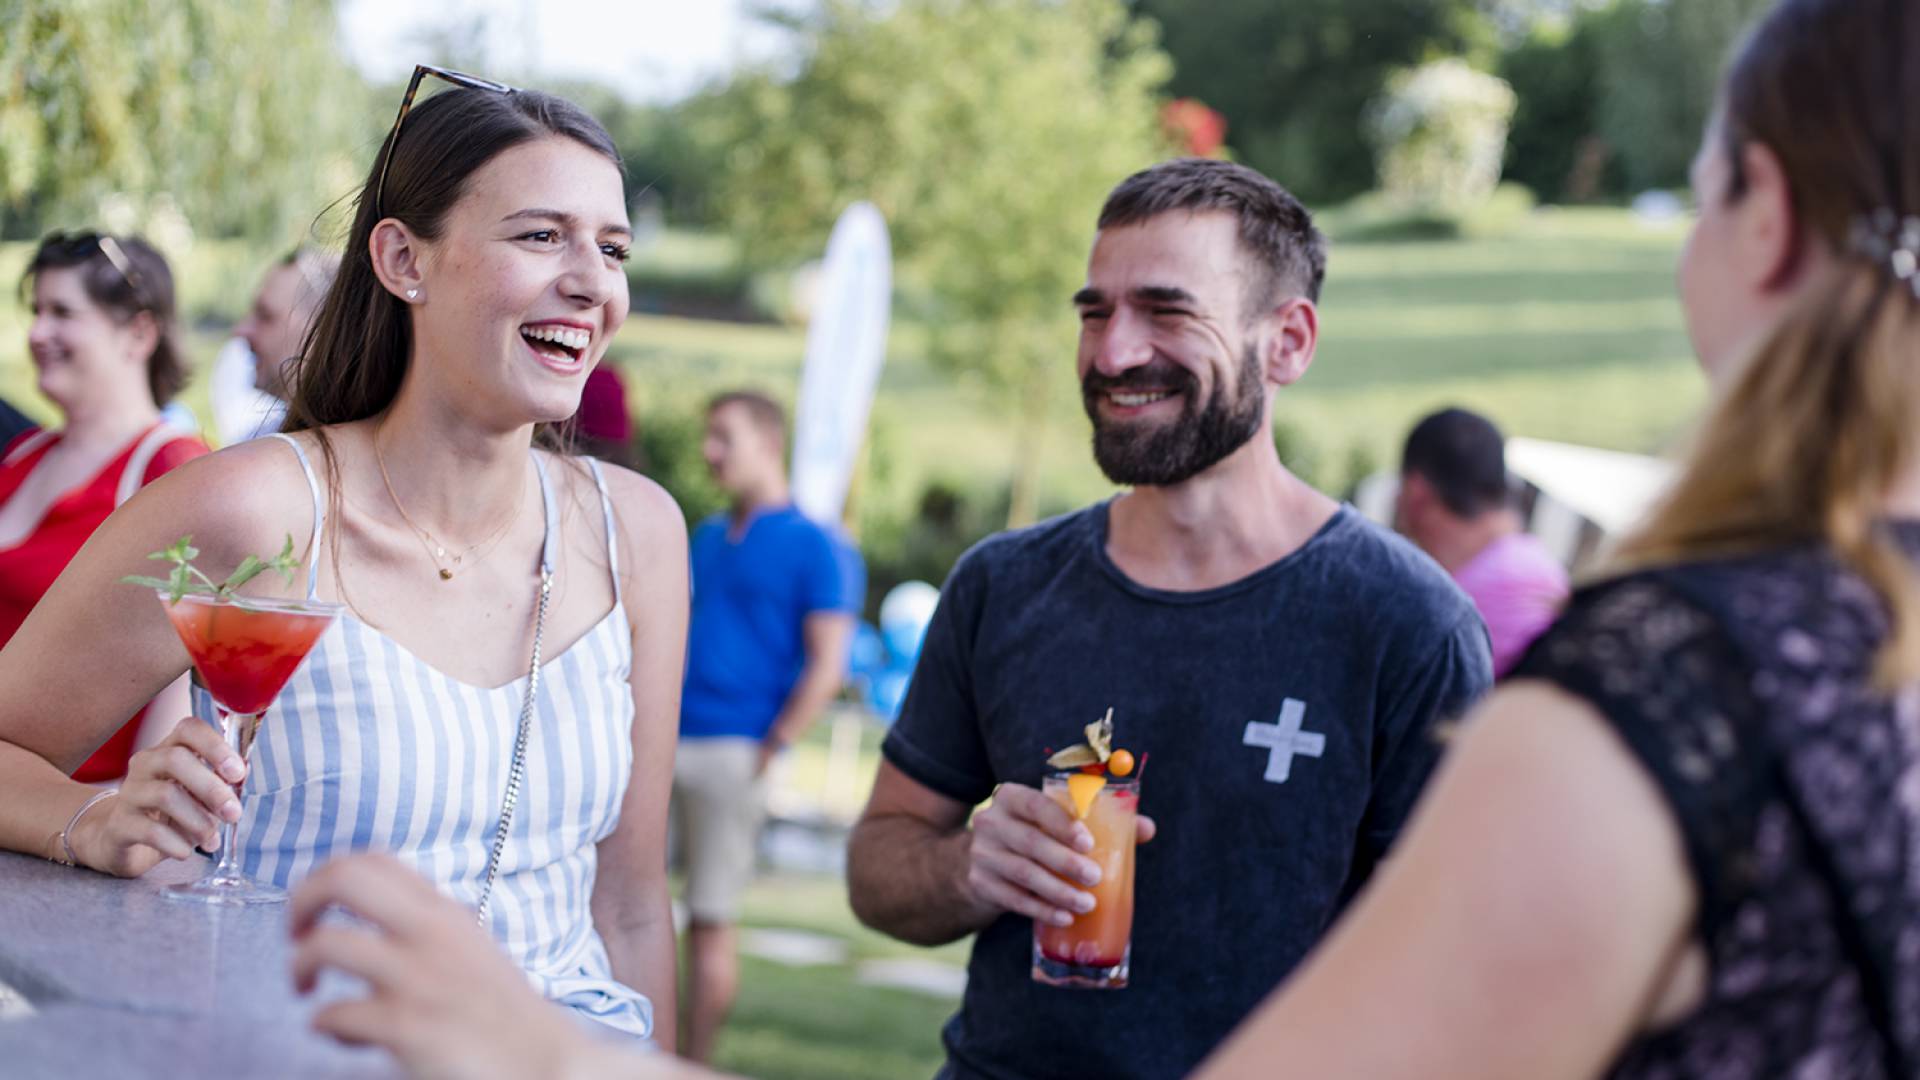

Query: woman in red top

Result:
[0,232,208,781]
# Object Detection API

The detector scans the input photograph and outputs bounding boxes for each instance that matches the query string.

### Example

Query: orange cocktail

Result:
[1033,773,1138,989]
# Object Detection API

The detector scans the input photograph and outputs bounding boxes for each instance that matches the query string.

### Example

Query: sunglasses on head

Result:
[373,64,518,220]
[38,231,150,309]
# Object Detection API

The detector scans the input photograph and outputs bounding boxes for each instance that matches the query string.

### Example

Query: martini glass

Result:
[156,590,341,905]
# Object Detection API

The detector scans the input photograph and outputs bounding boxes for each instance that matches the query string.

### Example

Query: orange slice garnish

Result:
[1066,772,1107,819]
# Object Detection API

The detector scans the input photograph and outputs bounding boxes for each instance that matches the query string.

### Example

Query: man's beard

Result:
[1083,344,1267,487]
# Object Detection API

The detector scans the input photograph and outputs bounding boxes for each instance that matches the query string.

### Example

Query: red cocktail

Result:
[158,590,340,905]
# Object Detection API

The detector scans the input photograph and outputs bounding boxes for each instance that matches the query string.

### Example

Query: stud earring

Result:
[405,288,419,301]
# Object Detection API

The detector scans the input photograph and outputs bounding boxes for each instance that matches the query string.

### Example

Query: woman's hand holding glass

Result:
[69,715,243,876]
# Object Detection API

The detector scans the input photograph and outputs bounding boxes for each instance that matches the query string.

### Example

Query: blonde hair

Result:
[1612,0,1920,686]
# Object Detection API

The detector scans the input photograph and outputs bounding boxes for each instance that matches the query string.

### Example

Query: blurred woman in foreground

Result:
[1199,0,1920,1074]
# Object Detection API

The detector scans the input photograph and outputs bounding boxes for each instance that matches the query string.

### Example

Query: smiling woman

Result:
[0,234,209,783]
[0,72,686,1052]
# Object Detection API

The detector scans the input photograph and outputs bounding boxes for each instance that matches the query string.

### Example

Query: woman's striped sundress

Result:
[226,433,649,1039]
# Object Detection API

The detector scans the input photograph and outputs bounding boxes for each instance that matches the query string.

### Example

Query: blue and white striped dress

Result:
[229,433,649,1039]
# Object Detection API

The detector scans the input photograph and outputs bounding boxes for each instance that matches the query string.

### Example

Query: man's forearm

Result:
[846,813,997,946]
[765,660,844,747]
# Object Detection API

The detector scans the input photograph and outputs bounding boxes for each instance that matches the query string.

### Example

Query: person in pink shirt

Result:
[1395,408,1568,677]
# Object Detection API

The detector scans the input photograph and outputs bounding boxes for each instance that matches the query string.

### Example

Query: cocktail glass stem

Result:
[202,709,261,888]
[164,706,281,904]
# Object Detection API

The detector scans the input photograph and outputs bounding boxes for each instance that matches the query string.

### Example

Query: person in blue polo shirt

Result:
[675,389,863,1064]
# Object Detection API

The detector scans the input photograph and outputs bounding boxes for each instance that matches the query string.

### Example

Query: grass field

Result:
[707,716,964,1080]
[721,870,966,1080]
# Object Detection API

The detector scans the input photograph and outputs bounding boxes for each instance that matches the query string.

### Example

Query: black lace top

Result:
[1511,523,1920,1079]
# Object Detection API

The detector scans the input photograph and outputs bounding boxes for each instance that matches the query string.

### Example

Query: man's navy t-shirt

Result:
[882,503,1492,1080]
[681,506,864,740]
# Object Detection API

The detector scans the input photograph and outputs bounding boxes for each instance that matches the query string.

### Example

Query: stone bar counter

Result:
[0,850,400,1078]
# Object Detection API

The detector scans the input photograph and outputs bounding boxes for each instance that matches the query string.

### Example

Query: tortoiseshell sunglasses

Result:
[372,63,517,219]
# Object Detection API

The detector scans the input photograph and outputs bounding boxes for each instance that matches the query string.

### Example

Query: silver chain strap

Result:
[474,566,552,928]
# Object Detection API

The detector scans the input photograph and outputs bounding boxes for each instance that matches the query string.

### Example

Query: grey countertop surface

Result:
[0,850,401,1078]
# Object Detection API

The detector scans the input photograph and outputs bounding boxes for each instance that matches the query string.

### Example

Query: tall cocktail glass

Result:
[1032,773,1138,989]
[156,590,340,905]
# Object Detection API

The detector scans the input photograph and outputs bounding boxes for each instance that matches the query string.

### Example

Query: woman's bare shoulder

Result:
[596,462,686,540]
[548,454,687,554]
[122,434,328,571]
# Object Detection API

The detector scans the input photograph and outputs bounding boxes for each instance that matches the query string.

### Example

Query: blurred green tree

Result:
[1590,0,1768,193]
[0,0,371,242]
[1500,12,1615,202]
[700,0,1175,526]
[1130,0,1496,203]
[1502,0,1767,203]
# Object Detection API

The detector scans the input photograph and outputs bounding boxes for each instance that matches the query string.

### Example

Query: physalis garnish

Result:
[1046,707,1115,770]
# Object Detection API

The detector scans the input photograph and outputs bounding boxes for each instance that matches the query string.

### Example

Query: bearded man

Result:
[845,158,1494,1080]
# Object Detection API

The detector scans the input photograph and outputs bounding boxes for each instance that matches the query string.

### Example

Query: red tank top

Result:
[0,423,210,781]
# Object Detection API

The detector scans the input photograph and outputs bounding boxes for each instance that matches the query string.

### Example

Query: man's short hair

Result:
[708,389,787,442]
[1401,407,1511,519]
[1096,157,1328,310]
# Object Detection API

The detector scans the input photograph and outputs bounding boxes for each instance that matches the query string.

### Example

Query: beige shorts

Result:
[671,738,769,925]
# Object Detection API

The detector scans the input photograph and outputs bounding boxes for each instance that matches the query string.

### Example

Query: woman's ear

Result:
[1734,141,1807,291]
[369,220,428,303]
[120,310,160,366]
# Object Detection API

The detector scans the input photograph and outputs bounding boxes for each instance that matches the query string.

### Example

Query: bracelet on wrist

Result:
[54,789,118,868]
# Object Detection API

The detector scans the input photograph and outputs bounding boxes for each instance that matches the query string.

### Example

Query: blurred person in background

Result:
[1197,0,1920,1075]
[573,362,636,467]
[1395,406,1568,677]
[673,388,862,1064]
[219,247,341,443]
[0,231,208,782]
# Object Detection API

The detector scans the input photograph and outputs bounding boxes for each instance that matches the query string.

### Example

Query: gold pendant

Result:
[439,568,453,581]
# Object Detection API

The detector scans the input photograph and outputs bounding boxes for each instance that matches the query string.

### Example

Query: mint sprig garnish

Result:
[122,534,301,603]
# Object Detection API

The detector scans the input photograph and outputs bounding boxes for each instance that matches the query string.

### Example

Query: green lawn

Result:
[702,710,968,1080]
[718,872,965,1080]
[719,953,955,1080]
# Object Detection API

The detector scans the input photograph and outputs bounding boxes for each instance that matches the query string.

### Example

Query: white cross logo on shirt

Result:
[1243,699,1324,784]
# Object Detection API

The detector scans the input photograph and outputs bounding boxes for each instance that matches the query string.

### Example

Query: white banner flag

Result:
[791,202,892,525]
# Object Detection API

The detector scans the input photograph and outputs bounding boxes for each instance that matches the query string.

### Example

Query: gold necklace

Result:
[373,432,523,581]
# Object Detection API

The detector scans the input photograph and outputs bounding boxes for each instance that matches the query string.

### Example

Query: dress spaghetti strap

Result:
[265,433,324,602]
[584,458,622,604]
